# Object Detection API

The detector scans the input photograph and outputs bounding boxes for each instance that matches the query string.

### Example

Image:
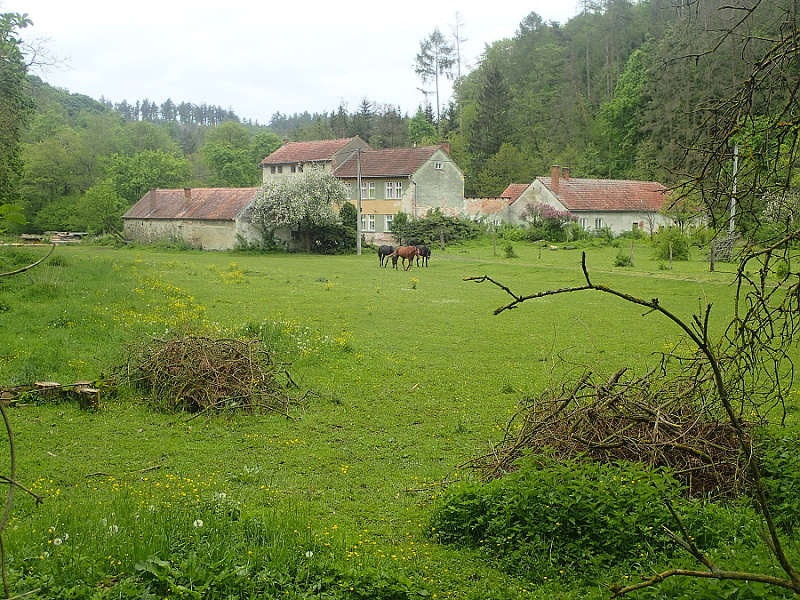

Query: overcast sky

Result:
[4,0,581,125]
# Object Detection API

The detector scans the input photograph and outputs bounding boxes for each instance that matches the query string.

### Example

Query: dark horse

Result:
[415,245,431,267]
[378,245,394,267]
[390,245,420,271]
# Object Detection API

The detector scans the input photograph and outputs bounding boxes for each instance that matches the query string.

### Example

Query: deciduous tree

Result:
[0,12,34,204]
[250,167,347,251]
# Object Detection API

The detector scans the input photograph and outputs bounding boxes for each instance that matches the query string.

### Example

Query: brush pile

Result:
[124,335,298,415]
[473,368,747,498]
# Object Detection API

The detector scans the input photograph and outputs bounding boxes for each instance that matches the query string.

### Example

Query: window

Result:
[361,214,375,231]
[385,214,394,231]
[385,181,402,199]
[277,165,283,174]
[291,165,297,173]
[595,218,603,229]
[270,166,276,174]
[298,164,304,173]
[344,183,352,200]
[579,218,588,229]
[434,161,443,170]
[361,181,375,199]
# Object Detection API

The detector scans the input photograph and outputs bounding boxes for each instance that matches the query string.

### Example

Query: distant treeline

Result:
[100,97,241,127]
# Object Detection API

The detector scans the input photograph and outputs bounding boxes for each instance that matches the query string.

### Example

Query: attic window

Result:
[434,161,443,170]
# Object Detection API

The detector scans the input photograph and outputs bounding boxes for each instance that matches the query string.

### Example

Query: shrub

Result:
[430,453,760,582]
[401,210,482,246]
[757,432,800,531]
[495,222,527,242]
[234,230,283,253]
[310,222,356,254]
[614,252,633,267]
[339,201,358,230]
[654,229,690,261]
[503,243,518,258]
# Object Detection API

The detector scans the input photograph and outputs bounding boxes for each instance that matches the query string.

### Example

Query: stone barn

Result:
[123,188,262,250]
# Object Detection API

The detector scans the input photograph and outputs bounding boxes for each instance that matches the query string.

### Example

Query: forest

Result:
[0,0,798,236]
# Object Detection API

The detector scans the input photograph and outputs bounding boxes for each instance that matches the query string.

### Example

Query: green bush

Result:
[402,210,482,246]
[757,432,800,532]
[653,229,690,261]
[503,243,518,258]
[614,252,633,267]
[430,454,760,582]
[234,230,283,253]
[495,222,527,242]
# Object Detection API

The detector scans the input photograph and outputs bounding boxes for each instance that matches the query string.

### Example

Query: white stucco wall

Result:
[508,180,673,236]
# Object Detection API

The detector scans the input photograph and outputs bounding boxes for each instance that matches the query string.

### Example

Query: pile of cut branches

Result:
[123,335,299,416]
[472,368,746,498]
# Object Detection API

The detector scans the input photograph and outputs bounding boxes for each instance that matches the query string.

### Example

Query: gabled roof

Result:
[123,188,259,220]
[333,146,444,178]
[500,184,529,202]
[259,137,363,165]
[540,177,669,211]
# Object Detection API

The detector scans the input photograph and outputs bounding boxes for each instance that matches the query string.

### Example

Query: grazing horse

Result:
[390,245,420,271]
[378,245,394,267]
[415,245,431,267]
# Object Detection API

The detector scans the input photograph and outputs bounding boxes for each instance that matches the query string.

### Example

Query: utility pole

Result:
[356,148,363,256]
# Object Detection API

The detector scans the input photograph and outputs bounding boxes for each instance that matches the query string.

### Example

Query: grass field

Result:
[0,239,794,599]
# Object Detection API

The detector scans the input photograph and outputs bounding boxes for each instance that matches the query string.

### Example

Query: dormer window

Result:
[434,161,443,170]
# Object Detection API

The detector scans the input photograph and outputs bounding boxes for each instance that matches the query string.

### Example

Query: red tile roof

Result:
[259,138,361,165]
[333,146,442,178]
[541,177,669,211]
[500,184,529,202]
[123,188,259,220]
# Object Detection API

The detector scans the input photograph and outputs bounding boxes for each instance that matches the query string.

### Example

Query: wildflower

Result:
[53,538,63,546]
[193,519,204,528]
[305,550,314,558]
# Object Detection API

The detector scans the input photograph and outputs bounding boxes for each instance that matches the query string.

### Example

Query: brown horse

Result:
[390,245,420,271]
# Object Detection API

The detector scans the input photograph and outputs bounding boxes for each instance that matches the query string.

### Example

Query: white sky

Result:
[4,0,581,125]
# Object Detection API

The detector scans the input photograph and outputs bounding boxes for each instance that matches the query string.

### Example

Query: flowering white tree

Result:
[250,167,347,251]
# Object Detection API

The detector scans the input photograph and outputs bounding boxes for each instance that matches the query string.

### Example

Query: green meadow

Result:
[0,240,795,599]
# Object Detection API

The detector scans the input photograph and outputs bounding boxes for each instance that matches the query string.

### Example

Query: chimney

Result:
[562,167,571,180]
[550,165,560,195]
[440,141,451,154]
[282,138,289,145]
[183,188,192,205]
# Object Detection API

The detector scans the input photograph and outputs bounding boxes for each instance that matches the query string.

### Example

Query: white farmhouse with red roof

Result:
[507,166,674,236]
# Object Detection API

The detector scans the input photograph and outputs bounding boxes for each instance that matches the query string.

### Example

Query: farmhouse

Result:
[506,166,673,236]
[123,188,261,250]
[332,144,465,244]
[259,137,371,180]
[123,141,465,249]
